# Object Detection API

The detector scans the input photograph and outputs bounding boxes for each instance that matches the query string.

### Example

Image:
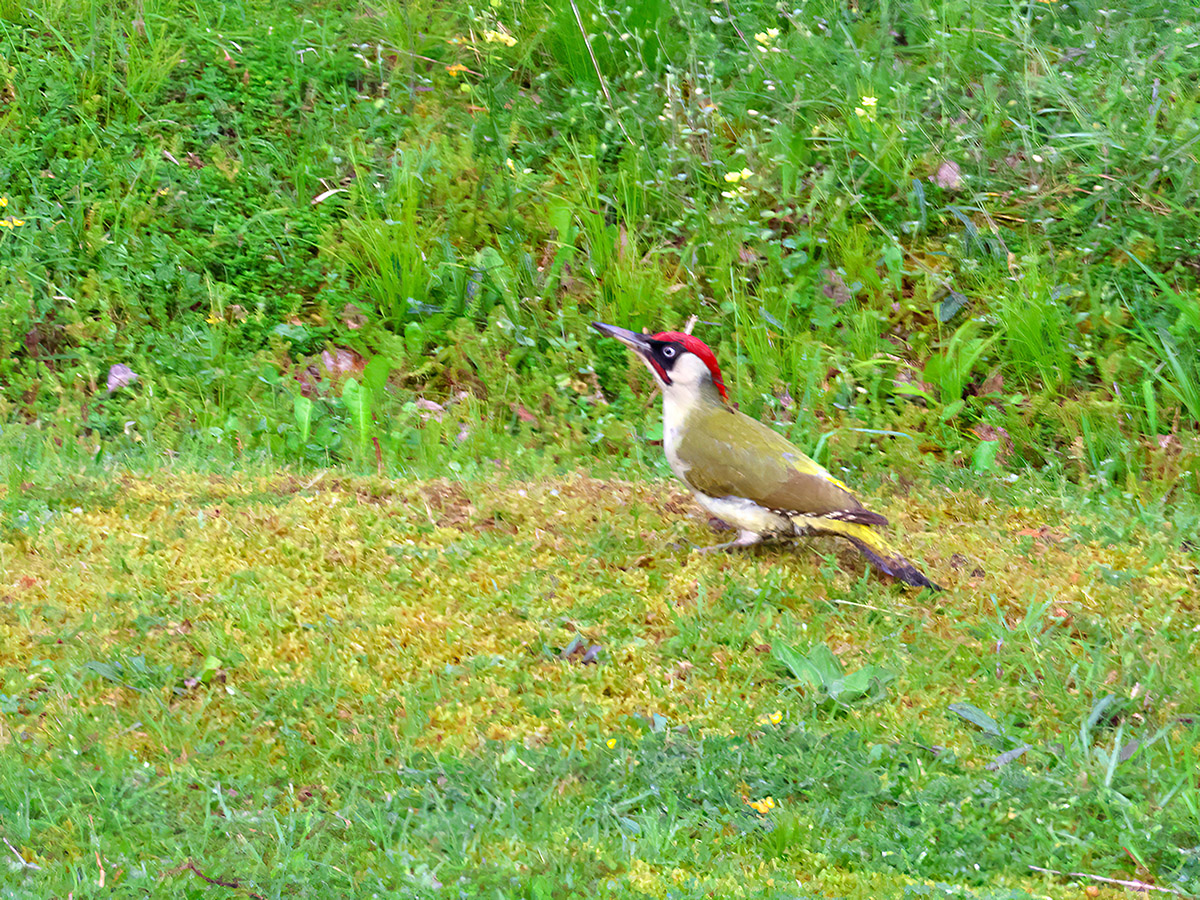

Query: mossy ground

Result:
[1,469,1196,897]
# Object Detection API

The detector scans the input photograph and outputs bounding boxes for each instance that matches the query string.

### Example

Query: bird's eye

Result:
[662,346,676,358]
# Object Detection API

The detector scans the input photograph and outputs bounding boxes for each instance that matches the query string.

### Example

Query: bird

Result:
[593,322,940,590]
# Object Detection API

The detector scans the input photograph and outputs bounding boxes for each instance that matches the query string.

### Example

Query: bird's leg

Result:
[694,529,766,554]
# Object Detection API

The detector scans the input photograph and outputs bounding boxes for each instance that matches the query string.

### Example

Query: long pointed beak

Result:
[592,322,653,357]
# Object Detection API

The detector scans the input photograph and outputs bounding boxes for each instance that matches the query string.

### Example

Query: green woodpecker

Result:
[593,322,939,590]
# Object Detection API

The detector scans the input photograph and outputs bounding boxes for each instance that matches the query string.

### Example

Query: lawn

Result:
[1,0,1199,896]
[1,465,1198,897]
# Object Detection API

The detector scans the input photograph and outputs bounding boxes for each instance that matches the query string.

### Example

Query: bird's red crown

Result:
[651,332,728,401]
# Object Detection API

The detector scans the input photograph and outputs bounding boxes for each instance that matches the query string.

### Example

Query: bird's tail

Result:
[790,514,941,590]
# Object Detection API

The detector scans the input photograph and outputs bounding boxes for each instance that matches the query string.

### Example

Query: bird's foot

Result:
[694,530,766,554]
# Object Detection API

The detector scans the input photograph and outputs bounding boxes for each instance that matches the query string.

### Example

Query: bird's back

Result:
[673,404,867,518]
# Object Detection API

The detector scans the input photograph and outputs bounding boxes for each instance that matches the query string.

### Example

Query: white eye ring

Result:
[662,346,676,358]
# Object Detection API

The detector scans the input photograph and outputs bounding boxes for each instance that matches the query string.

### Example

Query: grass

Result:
[1,464,1198,897]
[0,0,1197,477]
[1,0,1199,895]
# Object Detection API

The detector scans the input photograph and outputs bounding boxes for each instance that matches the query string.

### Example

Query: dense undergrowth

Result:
[0,0,1197,487]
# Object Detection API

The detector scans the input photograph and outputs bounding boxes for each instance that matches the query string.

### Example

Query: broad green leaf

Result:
[293,394,314,444]
[972,439,1001,473]
[938,290,969,322]
[85,660,124,683]
[771,641,820,688]
[341,378,372,453]
[200,655,222,684]
[363,355,395,397]
[893,380,934,402]
[835,665,888,700]
[940,398,965,421]
[804,643,845,685]
[476,246,514,306]
[404,321,425,358]
[949,702,1003,736]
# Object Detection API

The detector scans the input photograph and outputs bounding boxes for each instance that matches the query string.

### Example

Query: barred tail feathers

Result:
[790,514,941,590]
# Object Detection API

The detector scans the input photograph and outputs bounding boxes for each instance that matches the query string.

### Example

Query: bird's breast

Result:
[660,394,695,481]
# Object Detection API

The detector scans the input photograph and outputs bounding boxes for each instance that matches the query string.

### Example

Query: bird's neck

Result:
[661,381,727,457]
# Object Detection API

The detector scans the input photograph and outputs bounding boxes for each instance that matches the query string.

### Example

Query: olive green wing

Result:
[676,406,874,519]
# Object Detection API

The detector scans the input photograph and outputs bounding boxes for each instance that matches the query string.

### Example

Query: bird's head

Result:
[592,322,728,403]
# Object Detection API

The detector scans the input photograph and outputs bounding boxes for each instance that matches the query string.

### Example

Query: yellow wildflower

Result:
[445,63,468,76]
[861,95,877,108]
[0,217,24,228]
[753,28,780,51]
[723,167,753,184]
[483,29,517,47]
[0,197,7,207]
[606,738,616,748]
[746,796,776,814]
